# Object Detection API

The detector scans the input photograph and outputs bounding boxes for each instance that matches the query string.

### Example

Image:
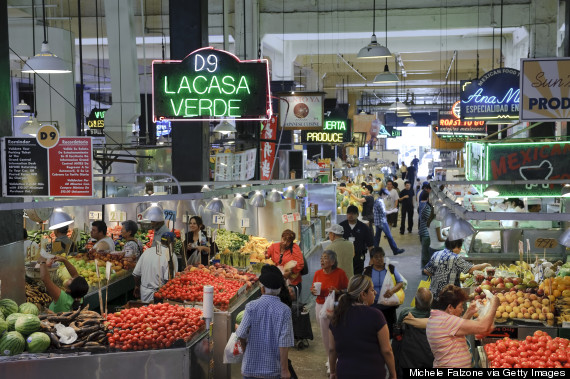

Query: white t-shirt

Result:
[428,219,445,250]
[133,245,179,302]
[384,189,399,211]
[94,236,116,252]
[395,178,405,192]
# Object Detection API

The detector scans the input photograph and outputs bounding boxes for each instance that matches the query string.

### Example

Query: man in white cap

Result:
[325,224,355,278]
[147,207,170,248]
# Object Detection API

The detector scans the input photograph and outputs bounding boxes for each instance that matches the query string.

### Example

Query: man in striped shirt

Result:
[426,285,499,368]
[418,191,432,272]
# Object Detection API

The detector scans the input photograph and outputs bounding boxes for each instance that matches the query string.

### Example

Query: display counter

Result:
[83,273,135,311]
[0,328,211,379]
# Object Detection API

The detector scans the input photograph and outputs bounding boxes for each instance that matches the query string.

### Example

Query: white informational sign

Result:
[240,218,250,228]
[89,211,103,220]
[109,211,127,222]
[213,214,225,225]
[279,93,324,129]
[520,57,570,121]
[163,209,176,222]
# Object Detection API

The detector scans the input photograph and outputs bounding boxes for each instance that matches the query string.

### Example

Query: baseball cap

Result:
[325,224,344,235]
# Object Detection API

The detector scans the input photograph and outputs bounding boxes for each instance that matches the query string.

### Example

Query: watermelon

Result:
[18,302,39,316]
[6,313,24,331]
[15,314,41,336]
[0,299,18,318]
[0,319,7,334]
[26,332,50,353]
[0,331,25,356]
[236,310,245,324]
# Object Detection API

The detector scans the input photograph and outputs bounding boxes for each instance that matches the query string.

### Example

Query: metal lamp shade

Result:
[357,35,392,59]
[295,185,307,198]
[267,190,283,202]
[436,205,450,221]
[283,187,296,200]
[443,212,457,228]
[373,64,399,83]
[558,228,570,247]
[48,210,74,230]
[561,184,570,197]
[483,185,500,197]
[20,116,41,136]
[230,194,247,209]
[144,205,165,222]
[206,198,224,213]
[250,192,266,207]
[16,100,31,111]
[213,120,237,134]
[22,43,71,74]
[448,218,475,241]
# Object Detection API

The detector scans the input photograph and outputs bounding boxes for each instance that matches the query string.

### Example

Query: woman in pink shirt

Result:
[425,285,499,368]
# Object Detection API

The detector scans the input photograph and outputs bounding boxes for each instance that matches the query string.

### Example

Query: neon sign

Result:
[460,68,520,122]
[85,108,106,137]
[152,47,271,121]
[323,120,346,131]
[302,132,344,143]
[436,101,486,140]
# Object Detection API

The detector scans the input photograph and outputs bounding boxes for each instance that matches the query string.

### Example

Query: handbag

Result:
[378,260,405,306]
[410,278,431,307]
[319,292,335,319]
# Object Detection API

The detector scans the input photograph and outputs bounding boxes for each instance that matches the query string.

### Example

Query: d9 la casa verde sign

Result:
[152,47,272,121]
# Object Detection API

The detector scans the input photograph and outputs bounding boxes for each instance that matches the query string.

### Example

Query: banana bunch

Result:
[25,282,52,308]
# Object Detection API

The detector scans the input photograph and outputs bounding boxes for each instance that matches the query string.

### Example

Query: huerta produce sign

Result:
[460,68,520,122]
[152,47,271,121]
[520,58,570,121]
[485,141,570,197]
[300,119,351,144]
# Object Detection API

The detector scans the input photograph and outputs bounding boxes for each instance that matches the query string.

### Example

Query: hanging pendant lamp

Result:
[214,119,237,134]
[357,0,391,59]
[20,115,41,136]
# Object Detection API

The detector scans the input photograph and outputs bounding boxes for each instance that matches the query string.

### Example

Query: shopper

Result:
[384,180,399,227]
[91,220,116,251]
[398,181,414,234]
[399,162,407,180]
[39,255,89,312]
[363,247,404,338]
[52,225,72,255]
[121,220,143,258]
[328,275,396,379]
[237,265,294,379]
[428,208,446,256]
[394,175,405,193]
[149,212,170,248]
[406,164,417,193]
[325,224,355,279]
[426,284,499,368]
[373,189,404,256]
[423,239,491,301]
[373,177,383,192]
[339,205,374,275]
[411,155,419,171]
[390,161,397,178]
[267,229,304,293]
[350,184,375,231]
[418,191,432,271]
[311,250,349,373]
[417,182,431,217]
[133,232,178,302]
[185,216,211,266]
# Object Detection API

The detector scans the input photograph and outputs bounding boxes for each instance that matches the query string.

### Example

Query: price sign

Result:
[164,209,177,222]
[137,213,144,221]
[109,211,126,222]
[282,214,289,224]
[286,214,295,223]
[240,218,250,228]
[489,326,518,339]
[213,214,225,225]
[292,212,301,221]
[89,211,102,220]
[534,238,558,249]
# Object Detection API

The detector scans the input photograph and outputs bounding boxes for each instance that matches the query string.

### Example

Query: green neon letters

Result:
[323,121,346,131]
[162,74,251,118]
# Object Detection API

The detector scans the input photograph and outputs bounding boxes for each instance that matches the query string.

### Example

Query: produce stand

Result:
[213,285,261,379]
[82,273,135,311]
[0,328,211,379]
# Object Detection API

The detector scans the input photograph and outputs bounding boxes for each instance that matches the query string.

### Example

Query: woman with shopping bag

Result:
[363,247,404,338]
[311,250,349,374]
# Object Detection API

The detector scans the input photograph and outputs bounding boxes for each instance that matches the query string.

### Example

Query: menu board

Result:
[1,137,93,197]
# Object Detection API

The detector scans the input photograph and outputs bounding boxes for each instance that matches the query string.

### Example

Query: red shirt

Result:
[266,242,304,286]
[312,268,349,304]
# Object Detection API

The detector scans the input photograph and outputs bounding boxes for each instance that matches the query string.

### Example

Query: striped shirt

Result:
[373,197,388,225]
[426,310,472,368]
[418,203,432,238]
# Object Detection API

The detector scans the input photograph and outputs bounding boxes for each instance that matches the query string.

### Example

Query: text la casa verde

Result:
[162,74,252,117]
[491,143,570,179]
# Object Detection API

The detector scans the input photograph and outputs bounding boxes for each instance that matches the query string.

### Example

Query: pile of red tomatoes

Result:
[484,331,570,368]
[105,303,204,351]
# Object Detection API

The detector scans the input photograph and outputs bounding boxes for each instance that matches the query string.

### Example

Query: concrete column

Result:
[529,0,559,58]
[234,0,259,60]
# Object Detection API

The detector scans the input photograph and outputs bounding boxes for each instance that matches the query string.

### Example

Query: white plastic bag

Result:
[476,289,495,319]
[223,332,244,364]
[319,292,335,319]
[378,270,400,307]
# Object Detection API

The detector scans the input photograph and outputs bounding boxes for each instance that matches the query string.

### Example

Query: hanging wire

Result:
[499,0,504,68]
[476,0,480,79]
[95,0,101,107]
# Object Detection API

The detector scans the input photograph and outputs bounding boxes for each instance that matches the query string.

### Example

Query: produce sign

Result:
[154,265,256,309]
[483,331,570,368]
[460,68,520,122]
[152,47,271,121]
[520,57,570,121]
[1,137,93,197]
[300,118,352,144]
[105,304,204,351]
[485,141,570,197]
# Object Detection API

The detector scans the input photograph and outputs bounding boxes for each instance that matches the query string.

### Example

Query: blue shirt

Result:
[373,198,387,225]
[370,266,403,304]
[236,294,294,378]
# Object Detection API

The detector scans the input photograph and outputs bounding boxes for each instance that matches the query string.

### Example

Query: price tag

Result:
[286,214,295,222]
[292,212,301,221]
[109,211,126,222]
[137,213,144,221]
[164,209,177,222]
[240,218,250,228]
[213,214,225,225]
[534,238,558,249]
[282,214,289,223]
[89,211,102,220]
